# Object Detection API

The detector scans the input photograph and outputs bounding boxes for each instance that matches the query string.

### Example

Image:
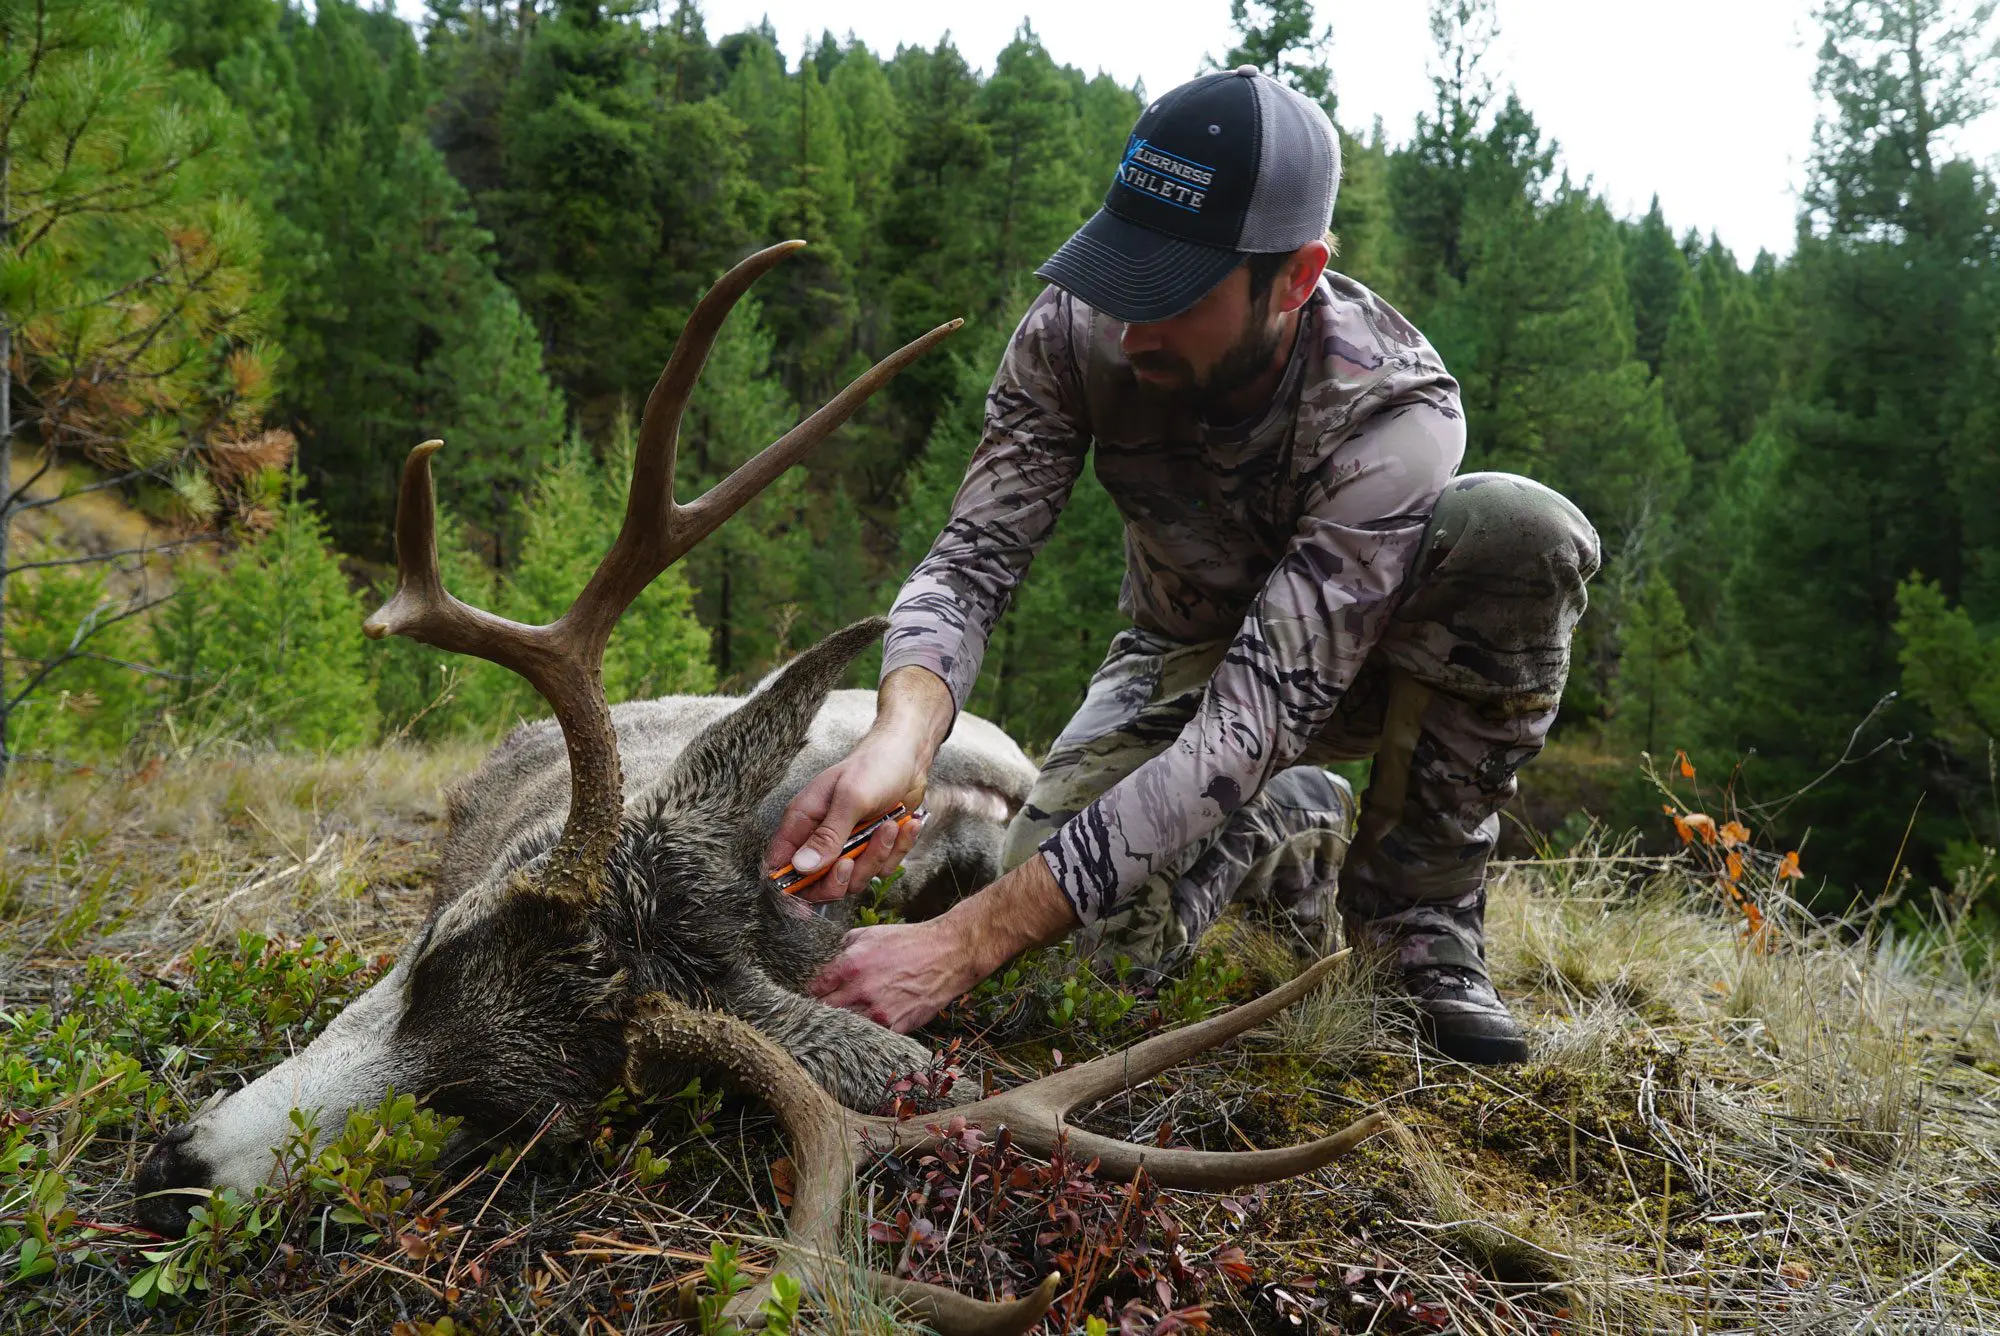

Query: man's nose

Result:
[1120,320,1164,356]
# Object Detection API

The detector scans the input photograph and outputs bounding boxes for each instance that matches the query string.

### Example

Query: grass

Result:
[3,744,2000,1333]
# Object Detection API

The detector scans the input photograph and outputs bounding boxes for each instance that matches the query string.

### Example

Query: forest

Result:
[3,0,2000,913]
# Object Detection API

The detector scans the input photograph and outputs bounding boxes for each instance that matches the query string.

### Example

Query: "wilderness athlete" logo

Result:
[1117,138,1214,213]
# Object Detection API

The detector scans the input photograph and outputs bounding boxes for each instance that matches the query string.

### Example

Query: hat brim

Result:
[1035,209,1243,323]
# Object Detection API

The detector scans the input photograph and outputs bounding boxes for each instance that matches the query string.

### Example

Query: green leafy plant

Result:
[127,1188,272,1307]
[300,1091,459,1247]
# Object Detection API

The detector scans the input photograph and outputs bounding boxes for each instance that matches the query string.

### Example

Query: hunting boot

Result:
[1343,896,1526,1064]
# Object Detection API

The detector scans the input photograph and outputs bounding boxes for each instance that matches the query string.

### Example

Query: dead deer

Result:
[133,244,1387,1330]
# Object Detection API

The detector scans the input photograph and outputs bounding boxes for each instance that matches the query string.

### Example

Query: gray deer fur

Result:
[134,619,1036,1234]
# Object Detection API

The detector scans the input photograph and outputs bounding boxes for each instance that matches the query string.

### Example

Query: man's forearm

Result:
[873,665,956,773]
[938,852,1079,981]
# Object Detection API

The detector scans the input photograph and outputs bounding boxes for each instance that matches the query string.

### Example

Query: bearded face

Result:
[1121,262,1293,415]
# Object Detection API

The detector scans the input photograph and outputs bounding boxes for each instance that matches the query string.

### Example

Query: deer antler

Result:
[363,242,959,905]
[625,950,1391,1336]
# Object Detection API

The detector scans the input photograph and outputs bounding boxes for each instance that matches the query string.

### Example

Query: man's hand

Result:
[808,919,980,1032]
[765,666,956,903]
[810,852,1081,1031]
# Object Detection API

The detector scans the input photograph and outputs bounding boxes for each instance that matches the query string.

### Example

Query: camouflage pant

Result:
[1001,472,1601,971]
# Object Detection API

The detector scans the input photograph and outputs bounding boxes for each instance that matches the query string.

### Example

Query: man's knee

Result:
[1426,472,1601,590]
[1382,473,1599,706]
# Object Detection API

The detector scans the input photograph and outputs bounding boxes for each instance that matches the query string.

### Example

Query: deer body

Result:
[137,627,1034,1227]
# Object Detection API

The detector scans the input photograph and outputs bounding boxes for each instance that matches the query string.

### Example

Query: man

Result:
[765,66,1600,1064]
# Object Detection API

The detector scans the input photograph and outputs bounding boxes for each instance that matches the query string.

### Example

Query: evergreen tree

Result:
[369,506,513,738]
[1702,0,1999,886]
[825,41,904,283]
[0,0,278,777]
[1608,568,1697,760]
[1387,0,1502,311]
[875,39,993,433]
[977,27,1087,297]
[155,493,380,750]
[1624,196,1687,378]
[1330,122,1398,294]
[673,297,819,684]
[502,436,714,712]
[215,0,564,558]
[485,0,759,416]
[731,34,863,399]
[1220,0,1336,116]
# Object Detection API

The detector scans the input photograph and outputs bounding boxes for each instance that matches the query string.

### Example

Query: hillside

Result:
[3,745,1997,1334]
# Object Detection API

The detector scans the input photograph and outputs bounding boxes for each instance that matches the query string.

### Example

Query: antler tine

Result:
[667,315,962,557]
[876,950,1389,1189]
[624,996,1061,1336]
[565,239,961,651]
[965,950,1353,1123]
[364,441,552,674]
[1027,1113,1389,1192]
[624,961,1390,1328]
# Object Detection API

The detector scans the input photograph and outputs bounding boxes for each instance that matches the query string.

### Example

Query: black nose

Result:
[132,1131,212,1237]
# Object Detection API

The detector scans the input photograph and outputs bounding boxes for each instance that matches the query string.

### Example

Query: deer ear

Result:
[649,618,887,824]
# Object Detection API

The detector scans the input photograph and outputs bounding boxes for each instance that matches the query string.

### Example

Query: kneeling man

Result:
[768,66,1600,1064]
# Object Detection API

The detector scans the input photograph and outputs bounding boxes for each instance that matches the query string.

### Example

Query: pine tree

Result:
[213,0,564,558]
[1702,0,1999,886]
[977,27,1087,297]
[825,41,904,283]
[0,0,279,777]
[501,436,714,715]
[1387,0,1503,312]
[876,39,993,434]
[155,492,380,750]
[672,296,820,684]
[1624,196,1687,378]
[1330,123,1398,293]
[1220,0,1336,117]
[733,36,864,400]
[485,0,759,416]
[369,506,513,738]
[1608,568,1697,760]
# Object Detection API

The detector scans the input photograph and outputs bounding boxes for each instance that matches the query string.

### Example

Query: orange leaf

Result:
[1675,749,1696,780]
[1671,814,1693,845]
[1683,813,1717,846]
[1777,850,1803,880]
[771,1157,796,1208]
[1719,821,1751,849]
[1725,851,1744,883]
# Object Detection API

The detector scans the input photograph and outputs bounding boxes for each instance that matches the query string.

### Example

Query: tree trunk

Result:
[1,316,13,782]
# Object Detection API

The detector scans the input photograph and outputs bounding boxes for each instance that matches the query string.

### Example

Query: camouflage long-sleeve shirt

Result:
[882,274,1466,927]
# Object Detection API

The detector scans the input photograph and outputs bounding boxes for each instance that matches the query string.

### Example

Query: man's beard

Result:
[1128,302,1285,418]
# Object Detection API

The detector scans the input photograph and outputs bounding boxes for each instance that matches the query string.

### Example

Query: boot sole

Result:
[1418,1016,1530,1066]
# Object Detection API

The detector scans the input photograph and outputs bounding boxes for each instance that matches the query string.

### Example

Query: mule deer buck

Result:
[134,243,1387,1332]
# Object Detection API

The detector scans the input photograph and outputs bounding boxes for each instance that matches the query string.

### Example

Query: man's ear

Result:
[1279,240,1333,314]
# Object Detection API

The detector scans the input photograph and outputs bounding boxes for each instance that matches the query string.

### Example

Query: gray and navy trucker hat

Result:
[1037,65,1340,323]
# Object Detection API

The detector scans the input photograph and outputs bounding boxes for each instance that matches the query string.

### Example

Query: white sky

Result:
[406,0,2000,261]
